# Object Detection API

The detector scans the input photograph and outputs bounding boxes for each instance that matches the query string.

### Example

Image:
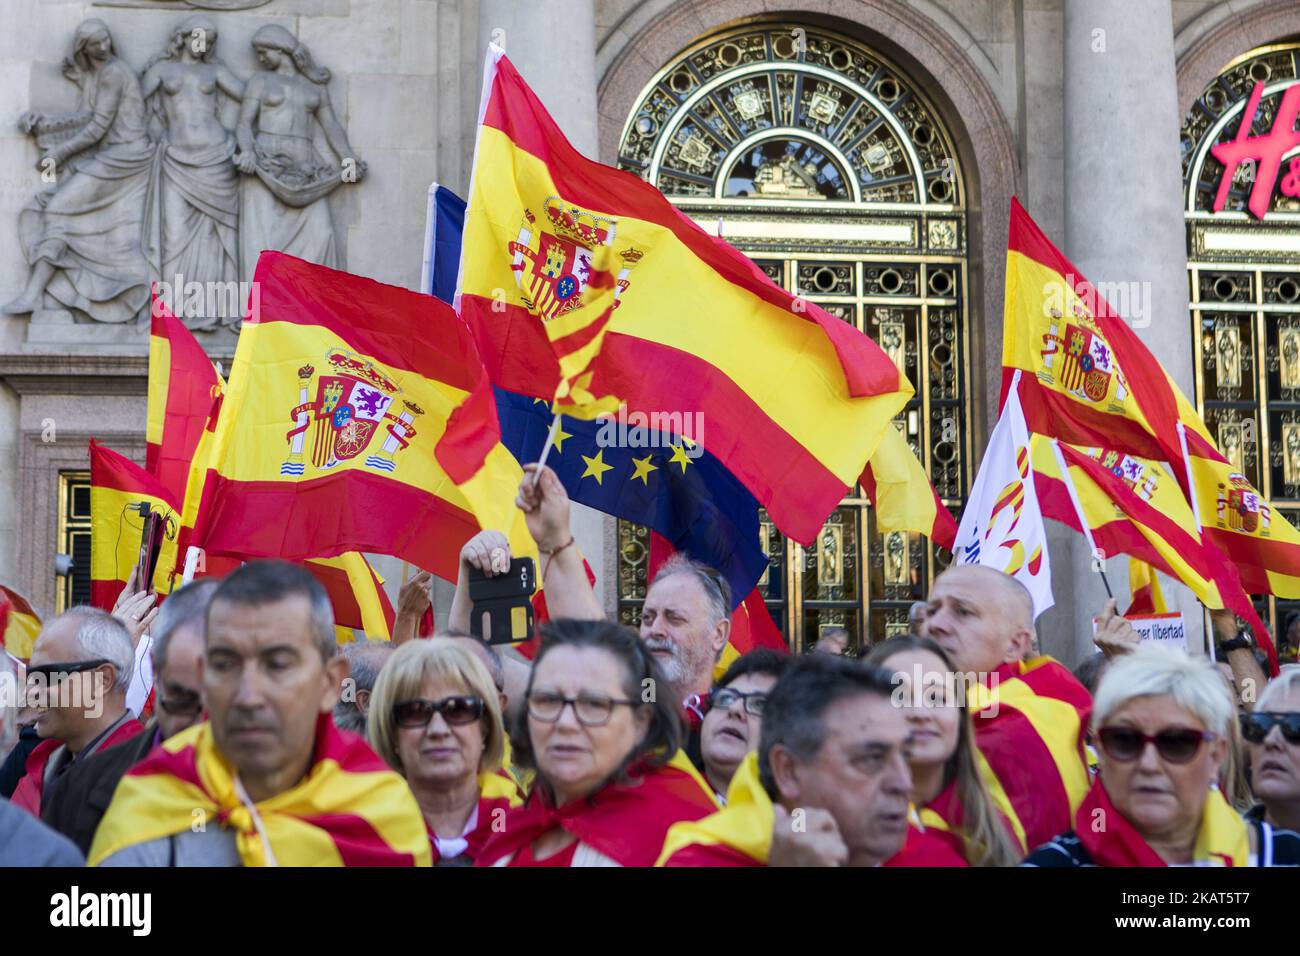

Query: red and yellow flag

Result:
[305,553,395,642]
[859,424,958,549]
[0,584,41,660]
[89,714,431,866]
[147,296,225,505]
[1001,198,1180,461]
[189,252,534,580]
[458,47,912,546]
[89,440,181,608]
[1127,559,1168,615]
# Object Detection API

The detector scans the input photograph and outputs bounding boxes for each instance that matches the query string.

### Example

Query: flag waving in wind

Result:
[188,252,535,581]
[954,374,1053,618]
[457,45,913,546]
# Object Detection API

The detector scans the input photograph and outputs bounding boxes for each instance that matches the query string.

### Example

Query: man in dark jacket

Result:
[42,580,215,854]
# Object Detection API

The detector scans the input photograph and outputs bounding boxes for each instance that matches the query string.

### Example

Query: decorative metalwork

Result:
[1184,42,1300,661]
[616,22,971,652]
[56,471,92,613]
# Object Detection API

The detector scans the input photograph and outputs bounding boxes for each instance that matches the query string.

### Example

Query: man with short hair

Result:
[90,561,431,866]
[333,639,395,734]
[11,607,143,816]
[0,649,84,865]
[639,553,732,705]
[42,579,216,853]
[919,563,1092,854]
[659,655,962,866]
[699,649,789,801]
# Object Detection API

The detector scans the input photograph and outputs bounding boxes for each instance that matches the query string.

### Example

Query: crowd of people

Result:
[2,462,1299,868]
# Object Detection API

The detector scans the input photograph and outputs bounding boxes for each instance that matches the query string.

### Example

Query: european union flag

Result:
[423,183,769,608]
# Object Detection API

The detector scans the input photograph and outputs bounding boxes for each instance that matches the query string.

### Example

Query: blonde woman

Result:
[368,640,521,866]
[866,636,1022,866]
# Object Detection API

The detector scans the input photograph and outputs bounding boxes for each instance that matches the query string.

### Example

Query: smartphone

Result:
[468,556,536,644]
[134,503,164,590]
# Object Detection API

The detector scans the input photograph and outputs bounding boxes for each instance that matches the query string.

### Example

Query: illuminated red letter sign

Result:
[1211,80,1300,220]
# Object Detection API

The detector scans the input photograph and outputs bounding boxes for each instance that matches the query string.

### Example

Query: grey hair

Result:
[651,553,730,627]
[0,651,17,754]
[434,629,505,692]
[333,639,395,734]
[153,578,219,674]
[208,561,336,662]
[1257,664,1300,712]
[1092,644,1234,736]
[62,606,134,693]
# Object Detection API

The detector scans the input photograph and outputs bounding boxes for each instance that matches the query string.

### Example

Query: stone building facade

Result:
[2,0,1299,666]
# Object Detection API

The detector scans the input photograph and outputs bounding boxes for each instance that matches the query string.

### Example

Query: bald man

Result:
[919,565,1091,856]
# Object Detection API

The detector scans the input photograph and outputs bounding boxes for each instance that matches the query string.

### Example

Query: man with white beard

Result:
[638,554,732,767]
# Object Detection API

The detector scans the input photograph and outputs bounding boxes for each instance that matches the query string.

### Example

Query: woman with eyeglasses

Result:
[1024,644,1300,866]
[477,619,719,867]
[367,641,521,866]
[865,636,1021,866]
[1244,665,1300,834]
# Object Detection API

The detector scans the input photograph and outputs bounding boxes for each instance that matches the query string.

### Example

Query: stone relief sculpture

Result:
[141,15,244,328]
[6,16,367,327]
[5,19,154,322]
[234,25,366,276]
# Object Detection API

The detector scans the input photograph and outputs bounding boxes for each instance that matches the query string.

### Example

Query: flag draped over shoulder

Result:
[458,46,912,546]
[953,378,1053,618]
[88,714,431,867]
[968,659,1092,854]
[0,584,41,660]
[147,297,224,505]
[188,252,534,581]
[89,440,181,608]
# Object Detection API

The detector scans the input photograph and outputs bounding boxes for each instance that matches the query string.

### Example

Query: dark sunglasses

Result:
[1096,726,1217,765]
[1241,711,1300,745]
[709,687,768,716]
[393,696,484,729]
[26,659,112,683]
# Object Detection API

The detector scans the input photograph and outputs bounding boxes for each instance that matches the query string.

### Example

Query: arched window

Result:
[614,22,971,652]
[1182,41,1300,662]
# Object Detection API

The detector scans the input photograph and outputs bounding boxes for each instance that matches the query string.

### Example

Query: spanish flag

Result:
[860,423,958,549]
[1030,436,1278,670]
[967,658,1092,854]
[89,440,181,608]
[458,47,913,546]
[89,714,431,866]
[0,584,41,660]
[1001,198,1180,462]
[305,553,395,642]
[146,296,224,505]
[1184,428,1300,600]
[188,252,535,581]
[1127,559,1168,615]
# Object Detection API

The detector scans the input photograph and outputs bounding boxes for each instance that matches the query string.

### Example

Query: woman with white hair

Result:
[1024,645,1300,866]
[1244,665,1300,833]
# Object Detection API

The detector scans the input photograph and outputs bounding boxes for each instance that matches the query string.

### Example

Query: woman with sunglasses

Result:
[1025,645,1300,866]
[865,636,1021,866]
[1243,666,1300,833]
[367,641,521,866]
[477,619,719,867]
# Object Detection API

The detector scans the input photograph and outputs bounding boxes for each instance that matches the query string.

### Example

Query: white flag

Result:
[954,372,1054,618]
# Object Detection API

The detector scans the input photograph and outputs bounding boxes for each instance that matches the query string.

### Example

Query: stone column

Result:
[1060,0,1206,659]
[474,0,616,616]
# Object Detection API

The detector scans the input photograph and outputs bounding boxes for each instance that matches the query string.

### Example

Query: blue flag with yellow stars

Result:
[423,183,768,607]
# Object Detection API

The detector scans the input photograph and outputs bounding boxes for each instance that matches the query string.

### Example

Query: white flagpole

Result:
[531,413,562,489]
[1049,439,1113,599]
[1177,423,1203,533]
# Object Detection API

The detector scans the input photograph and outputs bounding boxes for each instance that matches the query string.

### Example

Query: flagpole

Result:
[532,413,562,489]
[180,546,202,586]
[1050,440,1113,599]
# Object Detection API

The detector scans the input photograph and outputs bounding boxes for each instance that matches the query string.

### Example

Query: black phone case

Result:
[468,556,537,644]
